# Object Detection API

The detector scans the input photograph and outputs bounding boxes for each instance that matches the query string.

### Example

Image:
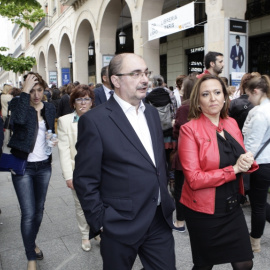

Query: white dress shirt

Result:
[113,94,161,204]
[104,85,113,100]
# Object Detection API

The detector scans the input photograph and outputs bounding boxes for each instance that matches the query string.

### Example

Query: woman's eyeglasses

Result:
[75,98,92,103]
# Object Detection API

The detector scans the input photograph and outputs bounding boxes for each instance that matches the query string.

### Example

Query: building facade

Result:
[0,0,269,89]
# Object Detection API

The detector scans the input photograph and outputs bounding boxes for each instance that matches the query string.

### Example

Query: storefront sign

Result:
[148,2,194,41]
[186,46,204,74]
[230,20,247,33]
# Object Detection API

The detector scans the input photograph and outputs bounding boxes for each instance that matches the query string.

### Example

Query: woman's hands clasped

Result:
[233,151,254,174]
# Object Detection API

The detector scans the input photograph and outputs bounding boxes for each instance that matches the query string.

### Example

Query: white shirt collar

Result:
[113,93,145,113]
[103,85,111,95]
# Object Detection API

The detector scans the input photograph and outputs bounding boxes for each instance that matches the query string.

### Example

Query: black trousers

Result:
[249,163,270,238]
[174,170,185,221]
[100,206,176,270]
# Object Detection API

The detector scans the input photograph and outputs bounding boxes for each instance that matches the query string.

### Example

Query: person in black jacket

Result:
[57,83,74,118]
[229,73,260,131]
[8,72,56,270]
[145,75,177,195]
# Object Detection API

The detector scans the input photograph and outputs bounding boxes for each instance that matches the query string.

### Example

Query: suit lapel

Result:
[144,106,159,166]
[101,86,107,103]
[106,98,155,167]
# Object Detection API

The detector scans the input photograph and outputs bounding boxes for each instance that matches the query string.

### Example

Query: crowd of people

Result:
[0,51,270,270]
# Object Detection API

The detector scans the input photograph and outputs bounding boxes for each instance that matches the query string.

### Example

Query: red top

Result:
[196,69,211,79]
[179,114,259,214]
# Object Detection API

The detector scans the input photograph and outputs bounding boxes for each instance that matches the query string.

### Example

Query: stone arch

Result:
[96,0,133,80]
[59,33,72,84]
[47,44,57,86]
[96,0,121,54]
[37,51,46,82]
[74,15,94,84]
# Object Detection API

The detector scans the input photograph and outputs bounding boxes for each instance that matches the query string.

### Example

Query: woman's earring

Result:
[224,100,225,103]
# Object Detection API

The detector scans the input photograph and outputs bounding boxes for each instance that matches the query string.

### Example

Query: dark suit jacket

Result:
[94,86,107,106]
[230,45,244,69]
[73,97,175,245]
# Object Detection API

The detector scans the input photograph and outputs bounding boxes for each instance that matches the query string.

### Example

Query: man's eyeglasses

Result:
[75,98,92,103]
[116,71,152,79]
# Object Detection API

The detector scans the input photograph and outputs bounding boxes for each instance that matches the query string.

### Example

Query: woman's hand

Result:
[233,151,254,174]
[22,74,37,94]
[66,179,74,190]
[51,138,58,147]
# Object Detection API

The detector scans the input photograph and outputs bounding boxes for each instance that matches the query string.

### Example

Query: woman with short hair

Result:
[57,84,99,252]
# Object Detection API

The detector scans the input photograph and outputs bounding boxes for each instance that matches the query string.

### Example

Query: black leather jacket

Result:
[8,92,56,160]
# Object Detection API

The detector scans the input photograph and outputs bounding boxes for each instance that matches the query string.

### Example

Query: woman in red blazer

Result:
[179,75,258,270]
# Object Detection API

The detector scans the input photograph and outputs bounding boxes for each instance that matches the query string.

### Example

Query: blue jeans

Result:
[12,159,51,260]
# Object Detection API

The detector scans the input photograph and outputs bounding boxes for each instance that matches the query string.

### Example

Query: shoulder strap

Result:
[255,138,270,159]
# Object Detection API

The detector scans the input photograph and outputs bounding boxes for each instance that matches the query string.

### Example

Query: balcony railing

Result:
[12,24,20,38]
[245,0,270,20]
[12,44,23,58]
[30,15,51,44]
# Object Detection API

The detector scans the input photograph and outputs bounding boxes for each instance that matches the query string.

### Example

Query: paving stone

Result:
[1,149,270,269]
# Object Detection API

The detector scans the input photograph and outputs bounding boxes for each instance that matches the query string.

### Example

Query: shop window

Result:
[249,34,270,74]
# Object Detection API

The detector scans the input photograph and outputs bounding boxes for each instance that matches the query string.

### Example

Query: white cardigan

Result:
[57,112,78,180]
[243,98,270,164]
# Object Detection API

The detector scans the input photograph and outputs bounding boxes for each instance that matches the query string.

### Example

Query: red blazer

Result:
[179,114,258,214]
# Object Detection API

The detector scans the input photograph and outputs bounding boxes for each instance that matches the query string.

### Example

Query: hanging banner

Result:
[62,68,70,85]
[148,2,194,41]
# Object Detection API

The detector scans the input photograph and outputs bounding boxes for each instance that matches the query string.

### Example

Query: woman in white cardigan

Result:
[243,75,270,253]
[57,84,97,251]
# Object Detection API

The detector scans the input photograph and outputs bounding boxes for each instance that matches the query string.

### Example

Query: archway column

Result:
[136,0,164,75]
[205,0,247,76]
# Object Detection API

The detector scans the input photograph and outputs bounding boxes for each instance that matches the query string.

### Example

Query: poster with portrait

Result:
[229,34,246,75]
[227,19,248,87]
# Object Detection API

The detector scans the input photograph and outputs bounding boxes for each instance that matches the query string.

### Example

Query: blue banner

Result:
[62,68,70,85]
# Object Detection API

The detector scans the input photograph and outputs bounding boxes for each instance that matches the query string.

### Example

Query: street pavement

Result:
[1,147,270,270]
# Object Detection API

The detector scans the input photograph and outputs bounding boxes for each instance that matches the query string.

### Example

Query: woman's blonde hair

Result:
[2,84,12,94]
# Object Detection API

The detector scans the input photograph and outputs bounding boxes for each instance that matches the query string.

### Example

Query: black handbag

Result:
[0,153,27,175]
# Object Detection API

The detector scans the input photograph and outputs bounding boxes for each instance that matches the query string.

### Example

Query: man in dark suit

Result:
[73,53,176,270]
[230,35,244,72]
[94,65,113,106]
